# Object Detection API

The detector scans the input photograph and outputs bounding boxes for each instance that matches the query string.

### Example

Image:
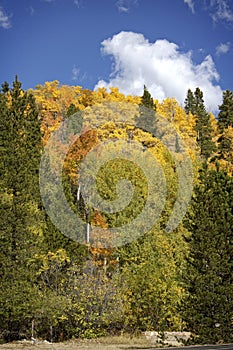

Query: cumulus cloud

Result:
[95,31,222,112]
[210,0,233,23]
[0,6,11,29]
[216,42,231,55]
[116,0,138,13]
[184,0,195,13]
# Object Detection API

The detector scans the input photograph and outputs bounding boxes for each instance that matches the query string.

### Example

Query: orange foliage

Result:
[63,129,99,185]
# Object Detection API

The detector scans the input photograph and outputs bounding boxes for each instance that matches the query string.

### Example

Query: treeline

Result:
[0,78,232,344]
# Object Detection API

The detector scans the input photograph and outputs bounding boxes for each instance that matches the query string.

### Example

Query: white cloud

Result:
[116,0,138,13]
[0,6,11,29]
[184,0,195,13]
[95,31,223,112]
[72,65,79,81]
[210,0,233,23]
[216,42,231,55]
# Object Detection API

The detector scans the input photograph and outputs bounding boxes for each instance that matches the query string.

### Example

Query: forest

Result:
[0,77,232,345]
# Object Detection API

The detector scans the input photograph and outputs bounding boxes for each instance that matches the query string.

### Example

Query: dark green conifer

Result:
[183,166,233,343]
[184,88,195,115]
[140,85,156,111]
[136,85,157,137]
[185,88,216,159]
[218,89,233,132]
[215,90,233,165]
[0,77,45,340]
[195,88,216,159]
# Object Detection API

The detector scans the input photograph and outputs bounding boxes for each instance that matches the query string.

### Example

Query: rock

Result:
[144,331,191,347]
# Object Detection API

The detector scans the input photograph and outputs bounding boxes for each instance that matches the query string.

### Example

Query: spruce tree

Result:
[217,131,233,164]
[218,89,233,132]
[66,102,79,118]
[0,77,45,340]
[184,88,195,115]
[140,85,156,111]
[216,90,233,167]
[194,88,216,159]
[136,85,157,137]
[183,165,233,343]
[185,88,216,159]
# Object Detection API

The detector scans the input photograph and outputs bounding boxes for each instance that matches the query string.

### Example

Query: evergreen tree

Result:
[216,90,233,168]
[217,130,233,165]
[0,77,46,340]
[1,81,9,93]
[187,88,216,159]
[65,102,80,118]
[140,85,156,111]
[195,88,216,159]
[183,165,233,343]
[136,85,157,137]
[218,89,233,132]
[184,88,195,115]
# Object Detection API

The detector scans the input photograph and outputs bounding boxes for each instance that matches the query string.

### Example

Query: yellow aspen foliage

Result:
[92,86,140,105]
[209,111,219,138]
[157,98,197,141]
[32,81,88,143]
[34,248,70,274]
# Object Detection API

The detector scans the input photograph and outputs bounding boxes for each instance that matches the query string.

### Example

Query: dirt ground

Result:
[0,335,154,350]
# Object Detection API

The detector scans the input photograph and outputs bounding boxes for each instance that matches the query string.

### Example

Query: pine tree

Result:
[136,85,157,137]
[183,165,233,343]
[184,88,216,159]
[194,88,215,159]
[218,90,233,132]
[216,90,233,168]
[140,85,156,111]
[0,77,46,340]
[184,89,195,115]
[191,88,216,159]
[217,129,233,165]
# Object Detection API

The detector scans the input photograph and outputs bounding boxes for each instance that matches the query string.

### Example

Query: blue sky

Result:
[0,0,232,112]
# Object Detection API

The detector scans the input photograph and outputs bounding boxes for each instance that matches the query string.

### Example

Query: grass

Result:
[0,334,154,350]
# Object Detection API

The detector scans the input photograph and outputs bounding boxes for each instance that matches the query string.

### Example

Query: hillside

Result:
[0,79,232,345]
